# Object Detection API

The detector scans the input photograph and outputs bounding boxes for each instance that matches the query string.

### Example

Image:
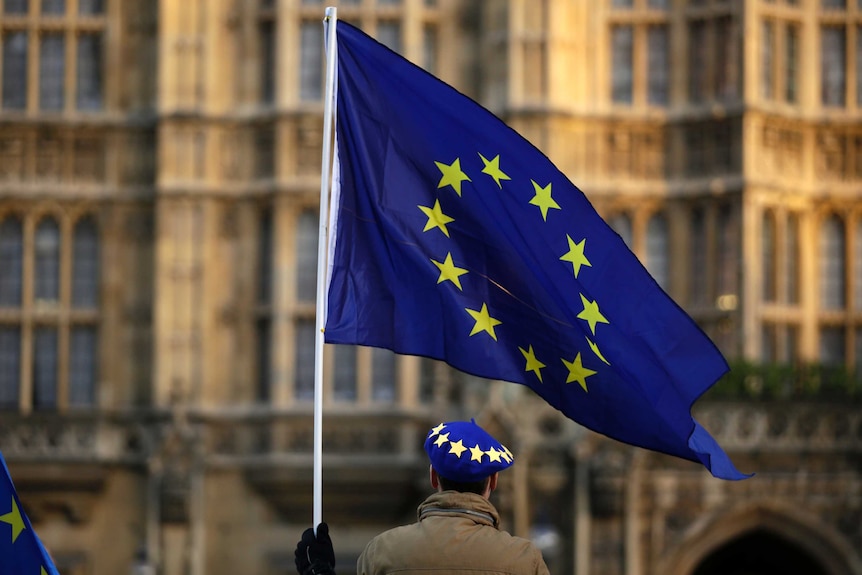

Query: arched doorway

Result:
[692,529,828,575]
[659,503,860,575]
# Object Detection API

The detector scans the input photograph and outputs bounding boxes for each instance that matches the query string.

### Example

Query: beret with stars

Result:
[424,419,514,483]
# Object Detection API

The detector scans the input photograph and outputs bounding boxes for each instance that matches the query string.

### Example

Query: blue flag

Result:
[325,22,748,480]
[0,452,60,575]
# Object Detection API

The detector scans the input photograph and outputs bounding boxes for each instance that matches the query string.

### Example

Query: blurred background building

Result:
[0,0,860,573]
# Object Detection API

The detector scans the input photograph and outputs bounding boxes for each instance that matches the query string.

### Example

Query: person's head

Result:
[423,419,513,499]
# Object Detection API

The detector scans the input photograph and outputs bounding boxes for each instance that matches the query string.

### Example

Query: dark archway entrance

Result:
[693,529,829,575]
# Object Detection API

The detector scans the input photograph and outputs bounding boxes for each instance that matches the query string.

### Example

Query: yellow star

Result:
[449,439,467,458]
[560,235,592,279]
[577,294,609,335]
[435,158,472,196]
[562,352,597,392]
[428,423,446,438]
[0,497,25,543]
[586,337,610,365]
[466,303,502,341]
[519,345,546,383]
[469,444,485,462]
[503,446,514,462]
[529,180,561,221]
[418,200,455,237]
[431,253,469,290]
[434,431,450,447]
[478,153,510,188]
[486,447,503,462]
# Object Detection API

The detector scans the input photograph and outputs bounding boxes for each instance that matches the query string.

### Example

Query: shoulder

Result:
[357,524,423,575]
[359,523,422,558]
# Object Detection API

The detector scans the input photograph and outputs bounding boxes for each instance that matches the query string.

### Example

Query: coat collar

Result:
[417,491,501,528]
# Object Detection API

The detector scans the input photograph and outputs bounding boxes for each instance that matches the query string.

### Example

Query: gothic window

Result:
[762,210,777,303]
[255,317,271,403]
[35,217,60,302]
[419,358,437,404]
[293,209,318,402]
[687,8,740,104]
[259,0,276,105]
[689,20,707,103]
[715,15,739,101]
[763,20,775,100]
[294,318,316,402]
[717,204,738,299]
[2,31,27,109]
[33,327,58,409]
[0,327,20,408]
[41,0,64,14]
[254,124,275,179]
[761,323,778,363]
[72,217,99,308]
[296,210,318,302]
[784,325,799,363]
[423,24,437,74]
[79,0,102,15]
[257,209,274,401]
[0,212,104,412]
[611,26,634,104]
[820,214,846,310]
[785,212,800,304]
[0,216,22,305]
[371,347,397,402]
[609,213,632,248]
[822,26,847,106]
[786,25,799,103]
[760,209,801,364]
[819,326,846,365]
[39,33,65,110]
[3,0,28,15]
[647,25,669,105]
[69,325,99,407]
[646,213,669,291]
[300,20,323,101]
[76,33,103,110]
[376,21,402,53]
[1,0,106,112]
[332,344,357,402]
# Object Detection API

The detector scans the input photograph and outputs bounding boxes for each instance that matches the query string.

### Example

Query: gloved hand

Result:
[295,522,336,575]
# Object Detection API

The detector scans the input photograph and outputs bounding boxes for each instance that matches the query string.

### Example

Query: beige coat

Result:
[356,491,550,575]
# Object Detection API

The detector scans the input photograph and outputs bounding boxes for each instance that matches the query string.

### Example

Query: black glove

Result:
[295,522,336,575]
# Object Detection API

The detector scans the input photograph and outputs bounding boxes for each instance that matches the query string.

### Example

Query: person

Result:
[295,419,550,575]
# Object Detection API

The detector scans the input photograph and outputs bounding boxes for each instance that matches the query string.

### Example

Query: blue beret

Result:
[424,419,514,483]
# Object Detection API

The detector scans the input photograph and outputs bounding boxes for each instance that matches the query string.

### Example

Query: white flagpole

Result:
[314,6,338,530]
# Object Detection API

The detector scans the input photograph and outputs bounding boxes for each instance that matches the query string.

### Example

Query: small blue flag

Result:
[0,451,61,575]
[325,22,748,480]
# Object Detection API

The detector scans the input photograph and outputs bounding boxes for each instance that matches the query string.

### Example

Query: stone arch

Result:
[660,501,861,575]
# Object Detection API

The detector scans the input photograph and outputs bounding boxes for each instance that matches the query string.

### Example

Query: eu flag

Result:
[325,22,747,480]
[0,452,60,575]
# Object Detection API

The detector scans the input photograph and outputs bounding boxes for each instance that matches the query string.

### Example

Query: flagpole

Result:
[313,6,338,530]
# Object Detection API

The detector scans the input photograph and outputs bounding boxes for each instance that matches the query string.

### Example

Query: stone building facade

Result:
[0,0,860,574]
